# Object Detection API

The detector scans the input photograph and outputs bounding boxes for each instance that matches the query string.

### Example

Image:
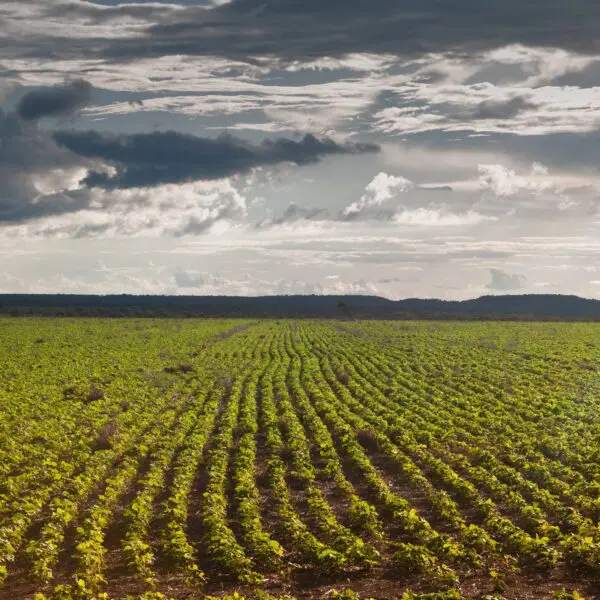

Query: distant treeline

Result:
[0,293,599,320]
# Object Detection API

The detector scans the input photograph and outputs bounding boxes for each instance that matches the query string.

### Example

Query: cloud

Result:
[1,85,377,228]
[344,172,413,216]
[548,59,600,87]
[6,0,599,69]
[486,268,526,291]
[17,79,92,121]
[418,184,454,192]
[472,96,536,120]
[313,278,379,296]
[42,1,183,26]
[393,208,495,226]
[267,202,329,226]
[259,200,494,231]
[3,227,599,299]
[53,130,379,189]
[371,53,600,138]
[92,0,600,65]
[478,162,554,197]
[3,179,248,238]
[170,267,379,296]
[0,108,95,223]
[173,268,209,288]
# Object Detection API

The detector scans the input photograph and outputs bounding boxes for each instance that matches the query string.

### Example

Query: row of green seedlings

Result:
[298,329,488,555]
[78,328,267,592]
[302,368,473,576]
[37,341,247,599]
[320,332,568,530]
[0,384,177,585]
[327,324,600,504]
[0,456,76,584]
[347,338,590,530]
[280,332,384,543]
[281,358,385,541]
[443,337,600,472]
[55,397,200,599]
[338,325,566,465]
[433,443,600,574]
[451,332,600,480]
[320,359,498,563]
[0,316,226,521]
[0,329,125,499]
[323,344,557,523]
[121,383,217,586]
[371,334,597,493]
[442,442,586,531]
[312,342,559,571]
[196,328,280,581]
[312,328,564,556]
[158,326,268,584]
[332,330,600,574]
[328,334,600,573]
[270,346,379,568]
[12,321,255,600]
[289,352,460,586]
[351,339,595,526]
[160,382,227,583]
[232,357,285,571]
[198,370,262,583]
[0,397,95,514]
[0,392,120,559]
[366,332,597,531]
[258,356,350,573]
[28,381,207,587]
[0,322,251,582]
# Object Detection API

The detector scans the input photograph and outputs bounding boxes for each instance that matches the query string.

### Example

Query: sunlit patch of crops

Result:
[0,318,598,599]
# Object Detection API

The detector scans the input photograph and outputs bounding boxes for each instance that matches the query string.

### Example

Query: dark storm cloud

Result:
[52,130,380,188]
[99,0,600,63]
[0,108,93,222]
[17,80,92,121]
[5,0,600,64]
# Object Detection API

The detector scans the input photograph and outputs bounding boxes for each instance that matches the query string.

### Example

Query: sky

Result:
[1,0,599,299]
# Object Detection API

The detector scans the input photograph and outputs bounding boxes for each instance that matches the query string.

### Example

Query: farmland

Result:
[0,319,599,600]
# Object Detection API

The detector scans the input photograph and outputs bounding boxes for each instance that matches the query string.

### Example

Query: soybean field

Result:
[1,318,599,600]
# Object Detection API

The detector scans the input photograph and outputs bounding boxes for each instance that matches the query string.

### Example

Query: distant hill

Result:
[0,293,599,320]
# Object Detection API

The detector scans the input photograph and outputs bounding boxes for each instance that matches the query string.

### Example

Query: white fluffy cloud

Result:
[478,162,552,197]
[344,172,413,215]
[3,179,247,238]
[474,162,600,218]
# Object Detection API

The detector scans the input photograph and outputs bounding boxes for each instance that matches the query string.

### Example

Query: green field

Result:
[1,319,599,600]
